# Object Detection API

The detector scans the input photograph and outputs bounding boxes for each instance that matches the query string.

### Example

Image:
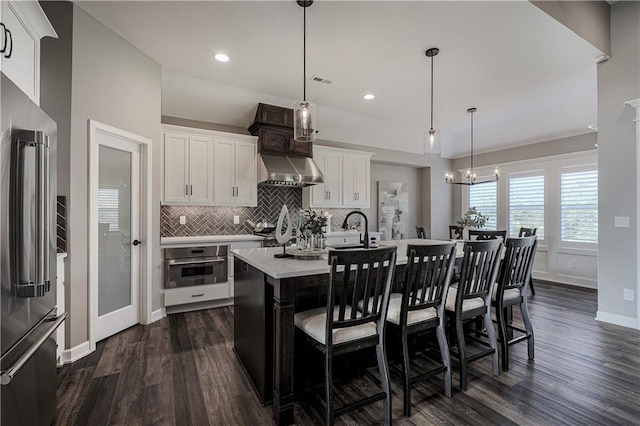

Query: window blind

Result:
[509,175,544,238]
[469,181,497,230]
[561,170,598,243]
[98,188,119,231]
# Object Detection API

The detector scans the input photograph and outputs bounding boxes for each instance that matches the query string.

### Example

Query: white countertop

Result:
[231,238,462,279]
[161,235,264,246]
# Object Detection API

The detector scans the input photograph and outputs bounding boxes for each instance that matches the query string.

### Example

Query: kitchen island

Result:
[232,239,462,425]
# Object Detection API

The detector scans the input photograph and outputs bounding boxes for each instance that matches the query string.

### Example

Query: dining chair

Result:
[445,239,503,391]
[449,225,463,240]
[493,236,537,371]
[468,229,507,241]
[415,226,427,239]
[518,227,537,237]
[294,246,397,425]
[389,242,456,416]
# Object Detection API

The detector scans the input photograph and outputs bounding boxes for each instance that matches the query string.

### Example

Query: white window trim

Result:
[558,164,598,250]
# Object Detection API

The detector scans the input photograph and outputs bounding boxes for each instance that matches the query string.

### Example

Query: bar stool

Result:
[468,229,507,241]
[517,227,538,294]
[389,242,456,417]
[493,236,537,371]
[294,246,397,425]
[445,239,503,391]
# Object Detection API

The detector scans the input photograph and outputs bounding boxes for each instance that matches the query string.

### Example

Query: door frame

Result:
[88,120,153,351]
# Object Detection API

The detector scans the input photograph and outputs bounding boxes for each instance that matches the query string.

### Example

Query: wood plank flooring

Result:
[54,281,640,425]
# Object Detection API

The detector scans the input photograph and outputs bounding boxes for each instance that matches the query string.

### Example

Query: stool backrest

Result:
[449,225,463,240]
[497,236,537,298]
[457,240,503,307]
[468,229,507,241]
[518,227,537,237]
[326,246,398,339]
[416,226,427,239]
[403,243,456,316]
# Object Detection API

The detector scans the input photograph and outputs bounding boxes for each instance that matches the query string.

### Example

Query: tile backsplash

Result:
[161,186,363,237]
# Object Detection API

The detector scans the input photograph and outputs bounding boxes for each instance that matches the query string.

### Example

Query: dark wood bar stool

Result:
[390,243,457,417]
[445,240,503,391]
[449,225,463,240]
[415,226,427,239]
[294,246,397,425]
[493,236,537,371]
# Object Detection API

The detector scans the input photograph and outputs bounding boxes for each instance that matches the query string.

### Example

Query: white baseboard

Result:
[595,311,640,330]
[150,308,166,323]
[60,341,93,364]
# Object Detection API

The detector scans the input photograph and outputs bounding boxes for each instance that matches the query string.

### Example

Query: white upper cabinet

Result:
[310,148,343,207]
[163,131,214,205]
[162,125,257,207]
[213,138,257,207]
[1,1,57,105]
[343,154,370,208]
[305,146,372,209]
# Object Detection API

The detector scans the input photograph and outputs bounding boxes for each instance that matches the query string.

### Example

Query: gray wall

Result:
[40,1,73,346]
[66,5,161,348]
[597,1,639,321]
[531,0,611,56]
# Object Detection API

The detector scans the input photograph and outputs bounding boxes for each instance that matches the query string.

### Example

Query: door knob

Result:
[132,239,141,246]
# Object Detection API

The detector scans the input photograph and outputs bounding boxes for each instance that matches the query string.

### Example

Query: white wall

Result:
[596,0,640,328]
[66,6,161,348]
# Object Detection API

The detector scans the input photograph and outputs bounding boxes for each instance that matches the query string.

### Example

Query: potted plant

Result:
[298,208,328,249]
[454,207,489,239]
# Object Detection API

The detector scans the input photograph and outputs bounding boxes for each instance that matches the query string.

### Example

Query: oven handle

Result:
[167,258,225,266]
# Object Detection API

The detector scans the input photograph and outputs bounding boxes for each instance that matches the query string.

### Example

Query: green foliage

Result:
[299,208,328,237]
[456,207,489,229]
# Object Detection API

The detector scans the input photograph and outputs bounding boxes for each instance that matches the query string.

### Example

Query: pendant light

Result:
[424,47,441,157]
[445,108,500,185]
[293,0,316,143]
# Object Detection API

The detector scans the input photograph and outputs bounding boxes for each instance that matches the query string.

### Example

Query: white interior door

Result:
[95,133,140,342]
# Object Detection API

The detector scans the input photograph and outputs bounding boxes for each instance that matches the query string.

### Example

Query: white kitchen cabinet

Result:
[305,146,372,209]
[0,1,57,105]
[162,131,214,204]
[214,138,257,207]
[342,154,370,207]
[310,147,343,207]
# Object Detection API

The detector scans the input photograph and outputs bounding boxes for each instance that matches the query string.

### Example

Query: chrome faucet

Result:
[342,211,370,249]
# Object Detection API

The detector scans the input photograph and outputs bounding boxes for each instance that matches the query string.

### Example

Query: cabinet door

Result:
[353,155,370,207]
[325,152,343,206]
[310,150,328,206]
[213,139,236,205]
[163,133,189,203]
[342,155,357,206]
[188,136,214,204]
[234,141,257,206]
[2,2,37,103]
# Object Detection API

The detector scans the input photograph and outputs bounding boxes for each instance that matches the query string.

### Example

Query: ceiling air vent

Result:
[311,75,332,84]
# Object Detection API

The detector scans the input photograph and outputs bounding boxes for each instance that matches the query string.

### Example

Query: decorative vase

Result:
[313,234,326,250]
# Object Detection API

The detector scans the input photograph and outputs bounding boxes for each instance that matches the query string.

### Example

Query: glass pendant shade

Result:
[293,100,316,142]
[423,128,441,157]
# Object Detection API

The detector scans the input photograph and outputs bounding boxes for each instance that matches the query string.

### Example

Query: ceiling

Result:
[76,1,603,158]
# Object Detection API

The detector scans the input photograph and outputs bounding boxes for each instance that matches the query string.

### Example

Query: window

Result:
[469,181,497,230]
[98,187,119,232]
[509,175,544,239]
[561,170,598,243]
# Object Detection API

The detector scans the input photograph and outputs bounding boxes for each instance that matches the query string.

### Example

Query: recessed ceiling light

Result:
[363,94,375,100]
[214,53,230,63]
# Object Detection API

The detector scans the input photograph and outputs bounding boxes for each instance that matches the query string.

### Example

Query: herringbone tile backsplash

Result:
[161,186,364,237]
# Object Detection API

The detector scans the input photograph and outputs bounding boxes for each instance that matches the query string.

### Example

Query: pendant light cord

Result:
[303,5,306,102]
[430,55,434,130]
[470,110,474,176]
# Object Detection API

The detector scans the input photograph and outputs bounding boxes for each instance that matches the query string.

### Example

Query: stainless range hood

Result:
[258,153,324,187]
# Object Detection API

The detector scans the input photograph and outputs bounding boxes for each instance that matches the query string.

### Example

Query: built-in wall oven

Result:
[164,246,228,289]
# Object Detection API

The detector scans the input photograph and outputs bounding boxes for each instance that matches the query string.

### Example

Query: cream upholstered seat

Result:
[359,294,438,326]
[445,286,485,312]
[492,286,520,302]
[294,306,377,345]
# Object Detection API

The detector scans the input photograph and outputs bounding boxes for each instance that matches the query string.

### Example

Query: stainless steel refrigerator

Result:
[1,74,66,425]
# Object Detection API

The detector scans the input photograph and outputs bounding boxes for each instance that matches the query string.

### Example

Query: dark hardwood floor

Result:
[55,281,640,425]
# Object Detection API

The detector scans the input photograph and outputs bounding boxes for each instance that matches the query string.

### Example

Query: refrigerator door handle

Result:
[11,130,51,298]
[0,313,67,386]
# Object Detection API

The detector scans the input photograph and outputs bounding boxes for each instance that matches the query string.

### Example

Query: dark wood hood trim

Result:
[248,103,313,158]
